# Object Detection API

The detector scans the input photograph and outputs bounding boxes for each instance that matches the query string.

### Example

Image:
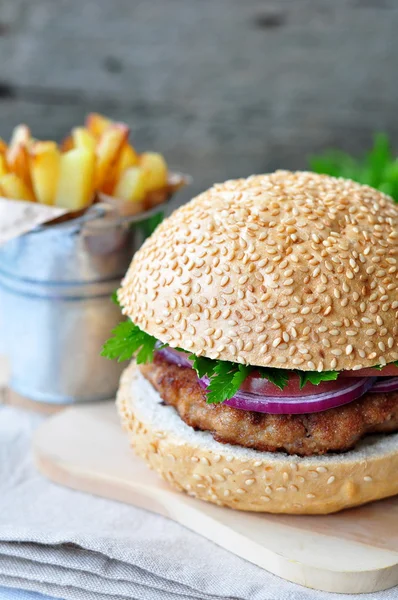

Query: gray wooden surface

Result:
[0,0,397,203]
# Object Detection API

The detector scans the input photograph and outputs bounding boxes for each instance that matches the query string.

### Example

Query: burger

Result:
[103,171,398,514]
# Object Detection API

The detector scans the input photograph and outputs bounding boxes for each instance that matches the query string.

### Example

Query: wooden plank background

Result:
[0,0,397,202]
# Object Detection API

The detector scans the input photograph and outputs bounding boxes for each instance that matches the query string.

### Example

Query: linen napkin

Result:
[1,405,398,600]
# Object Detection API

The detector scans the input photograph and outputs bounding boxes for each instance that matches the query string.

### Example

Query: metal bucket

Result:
[0,203,165,404]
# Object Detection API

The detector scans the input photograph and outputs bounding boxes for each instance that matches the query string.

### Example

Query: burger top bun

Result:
[119,171,398,372]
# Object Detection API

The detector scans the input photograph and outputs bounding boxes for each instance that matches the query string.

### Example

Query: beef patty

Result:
[140,357,398,456]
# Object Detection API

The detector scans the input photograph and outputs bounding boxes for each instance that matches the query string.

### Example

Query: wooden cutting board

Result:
[33,402,398,595]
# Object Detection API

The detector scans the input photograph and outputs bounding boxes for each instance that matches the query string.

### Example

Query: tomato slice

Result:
[340,364,398,378]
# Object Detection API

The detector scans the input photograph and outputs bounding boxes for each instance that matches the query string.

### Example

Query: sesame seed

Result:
[364,476,373,482]
[327,476,335,484]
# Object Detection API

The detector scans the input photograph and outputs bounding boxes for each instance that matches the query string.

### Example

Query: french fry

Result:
[55,148,95,210]
[0,139,8,155]
[0,154,8,178]
[94,124,129,190]
[7,142,34,194]
[103,143,139,195]
[30,141,60,205]
[116,144,139,175]
[85,113,112,139]
[0,173,35,202]
[60,135,74,152]
[113,166,146,202]
[8,124,31,149]
[140,152,168,192]
[72,127,96,153]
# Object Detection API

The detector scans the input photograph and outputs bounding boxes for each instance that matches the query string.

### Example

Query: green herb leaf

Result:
[190,355,216,379]
[257,367,289,391]
[206,362,253,404]
[309,133,398,204]
[297,371,339,389]
[111,290,121,307]
[101,321,157,364]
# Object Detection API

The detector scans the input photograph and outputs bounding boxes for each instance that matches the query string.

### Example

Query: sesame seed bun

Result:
[117,362,398,514]
[119,171,398,372]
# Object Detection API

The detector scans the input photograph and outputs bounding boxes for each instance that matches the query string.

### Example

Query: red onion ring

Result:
[370,377,398,394]
[198,376,376,414]
[155,346,192,368]
[155,346,384,413]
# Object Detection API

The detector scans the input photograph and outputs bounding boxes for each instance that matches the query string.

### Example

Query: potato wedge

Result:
[140,152,168,192]
[7,142,34,194]
[95,124,129,190]
[55,148,95,210]
[0,153,8,178]
[117,143,139,175]
[85,113,112,139]
[30,141,60,205]
[114,166,146,202]
[0,139,8,155]
[72,127,96,153]
[8,124,31,149]
[0,173,35,202]
[61,135,74,152]
[104,143,139,195]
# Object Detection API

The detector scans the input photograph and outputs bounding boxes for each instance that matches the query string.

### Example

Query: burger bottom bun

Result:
[117,362,398,514]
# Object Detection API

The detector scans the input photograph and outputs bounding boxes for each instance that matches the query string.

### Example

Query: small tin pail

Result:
[0,203,165,404]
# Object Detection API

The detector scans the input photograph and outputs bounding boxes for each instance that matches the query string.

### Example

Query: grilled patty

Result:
[140,357,398,456]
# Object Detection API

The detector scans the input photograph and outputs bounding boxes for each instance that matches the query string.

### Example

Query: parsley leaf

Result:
[101,321,157,364]
[310,133,398,204]
[111,289,121,307]
[206,362,253,404]
[394,361,398,368]
[257,367,289,391]
[189,355,216,379]
[296,371,339,389]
